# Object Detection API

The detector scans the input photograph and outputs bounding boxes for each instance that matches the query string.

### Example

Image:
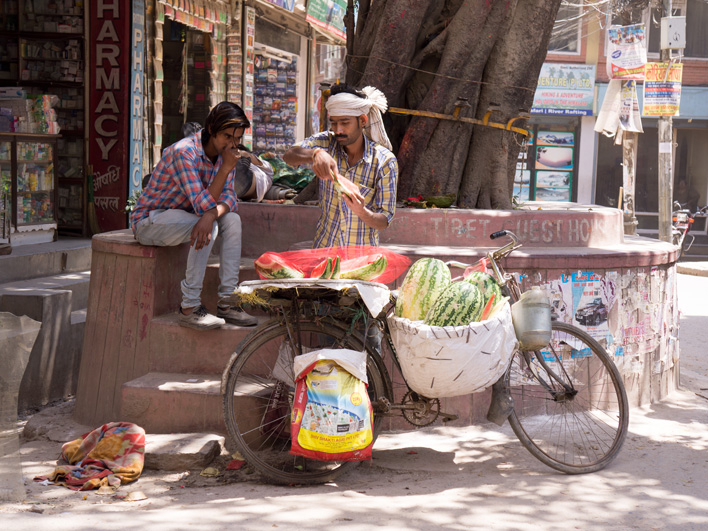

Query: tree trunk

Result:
[345,0,562,208]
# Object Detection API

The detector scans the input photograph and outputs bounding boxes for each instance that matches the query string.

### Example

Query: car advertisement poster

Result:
[545,271,618,338]
[606,24,647,80]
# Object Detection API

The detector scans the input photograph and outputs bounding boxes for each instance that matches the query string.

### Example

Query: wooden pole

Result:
[622,132,638,235]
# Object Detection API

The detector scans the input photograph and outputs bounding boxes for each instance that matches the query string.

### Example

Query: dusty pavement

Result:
[2,273,708,530]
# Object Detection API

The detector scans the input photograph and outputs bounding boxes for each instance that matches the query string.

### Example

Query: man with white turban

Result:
[283,84,398,248]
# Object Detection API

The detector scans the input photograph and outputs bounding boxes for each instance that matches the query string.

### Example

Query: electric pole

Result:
[657,0,674,242]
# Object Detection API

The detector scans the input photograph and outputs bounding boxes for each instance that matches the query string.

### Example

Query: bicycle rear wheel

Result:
[505,321,629,474]
[222,317,392,485]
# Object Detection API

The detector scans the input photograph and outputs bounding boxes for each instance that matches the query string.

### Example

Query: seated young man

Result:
[130,102,269,330]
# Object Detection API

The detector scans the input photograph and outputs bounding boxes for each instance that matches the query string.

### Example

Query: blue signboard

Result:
[129,0,146,196]
[531,63,596,116]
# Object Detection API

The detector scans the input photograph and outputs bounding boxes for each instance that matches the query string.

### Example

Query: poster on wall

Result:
[544,271,618,339]
[513,169,531,201]
[606,24,647,80]
[535,146,573,171]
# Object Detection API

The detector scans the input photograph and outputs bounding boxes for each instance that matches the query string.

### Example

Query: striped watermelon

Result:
[464,271,503,312]
[424,281,484,326]
[395,258,451,320]
[255,252,305,279]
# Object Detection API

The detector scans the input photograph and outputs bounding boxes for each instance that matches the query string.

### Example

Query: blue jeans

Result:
[134,209,242,309]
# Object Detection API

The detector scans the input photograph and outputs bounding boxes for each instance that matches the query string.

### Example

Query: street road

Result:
[3,274,708,530]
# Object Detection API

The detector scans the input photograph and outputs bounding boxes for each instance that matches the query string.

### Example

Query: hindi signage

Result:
[89,0,131,231]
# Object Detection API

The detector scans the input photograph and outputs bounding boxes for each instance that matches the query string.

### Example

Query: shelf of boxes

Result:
[20,0,84,33]
[15,139,56,225]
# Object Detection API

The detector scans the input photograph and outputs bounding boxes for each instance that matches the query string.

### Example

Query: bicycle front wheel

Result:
[505,321,629,474]
[222,317,392,485]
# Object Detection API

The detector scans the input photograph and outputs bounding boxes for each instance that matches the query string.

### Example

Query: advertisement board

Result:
[531,63,595,116]
[89,0,131,231]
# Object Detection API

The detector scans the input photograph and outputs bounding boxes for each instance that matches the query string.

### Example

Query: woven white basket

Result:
[387,303,518,398]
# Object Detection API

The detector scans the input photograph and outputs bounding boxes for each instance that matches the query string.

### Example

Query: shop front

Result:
[593,84,708,238]
[517,63,596,205]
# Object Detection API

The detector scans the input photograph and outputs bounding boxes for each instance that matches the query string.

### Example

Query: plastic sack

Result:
[290,349,374,462]
[255,246,411,284]
[463,257,490,278]
[260,152,315,191]
[387,302,518,398]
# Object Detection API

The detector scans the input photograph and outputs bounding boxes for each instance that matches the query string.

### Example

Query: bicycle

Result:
[221,230,629,485]
[672,201,708,259]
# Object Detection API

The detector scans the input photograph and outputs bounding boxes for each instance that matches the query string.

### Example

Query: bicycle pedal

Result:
[440,412,458,423]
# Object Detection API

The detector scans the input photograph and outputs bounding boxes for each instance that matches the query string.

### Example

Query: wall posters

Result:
[545,270,618,340]
[643,62,683,117]
[89,0,131,231]
[606,24,647,80]
[534,131,574,202]
[306,0,347,40]
[242,6,256,149]
[531,63,595,116]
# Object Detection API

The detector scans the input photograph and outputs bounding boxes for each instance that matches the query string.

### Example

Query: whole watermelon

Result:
[424,281,484,327]
[464,271,503,309]
[394,258,451,320]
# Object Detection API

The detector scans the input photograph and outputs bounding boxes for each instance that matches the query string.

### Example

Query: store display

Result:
[0,136,57,226]
[253,54,298,154]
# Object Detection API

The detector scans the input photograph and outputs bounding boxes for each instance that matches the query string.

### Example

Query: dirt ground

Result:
[2,273,708,530]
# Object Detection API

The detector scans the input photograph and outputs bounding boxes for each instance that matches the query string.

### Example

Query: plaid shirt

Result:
[130,133,238,230]
[298,131,398,248]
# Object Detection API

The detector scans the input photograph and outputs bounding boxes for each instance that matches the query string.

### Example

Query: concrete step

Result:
[683,242,708,259]
[0,289,85,412]
[121,372,225,434]
[0,238,91,283]
[148,312,270,374]
[0,270,91,311]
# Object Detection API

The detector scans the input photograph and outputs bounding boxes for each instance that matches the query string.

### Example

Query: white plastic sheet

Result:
[387,303,518,398]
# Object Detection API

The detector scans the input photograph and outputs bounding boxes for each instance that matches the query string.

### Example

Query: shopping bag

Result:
[290,349,373,462]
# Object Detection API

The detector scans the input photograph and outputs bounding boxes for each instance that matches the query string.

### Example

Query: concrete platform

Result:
[74,204,682,435]
[677,261,708,277]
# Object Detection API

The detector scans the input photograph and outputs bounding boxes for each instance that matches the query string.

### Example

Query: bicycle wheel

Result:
[222,317,392,485]
[505,321,629,474]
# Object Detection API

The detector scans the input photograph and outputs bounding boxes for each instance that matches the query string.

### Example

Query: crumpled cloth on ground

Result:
[34,422,146,491]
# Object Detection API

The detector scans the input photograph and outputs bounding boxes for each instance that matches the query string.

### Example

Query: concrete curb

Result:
[677,261,708,277]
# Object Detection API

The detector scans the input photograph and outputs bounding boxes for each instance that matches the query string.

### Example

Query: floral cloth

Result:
[35,422,146,491]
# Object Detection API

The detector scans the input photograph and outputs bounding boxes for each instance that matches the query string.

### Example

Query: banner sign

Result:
[643,62,683,117]
[306,0,347,41]
[531,63,595,116]
[89,0,131,231]
[619,80,643,132]
[129,0,146,197]
[606,24,647,80]
[262,0,295,11]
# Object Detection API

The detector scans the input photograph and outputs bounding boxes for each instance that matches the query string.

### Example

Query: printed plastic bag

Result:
[290,349,373,462]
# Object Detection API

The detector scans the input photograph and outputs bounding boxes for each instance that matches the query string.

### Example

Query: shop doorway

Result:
[161,18,211,149]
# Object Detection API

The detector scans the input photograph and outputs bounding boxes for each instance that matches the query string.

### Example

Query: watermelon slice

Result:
[339,254,388,281]
[255,252,305,279]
